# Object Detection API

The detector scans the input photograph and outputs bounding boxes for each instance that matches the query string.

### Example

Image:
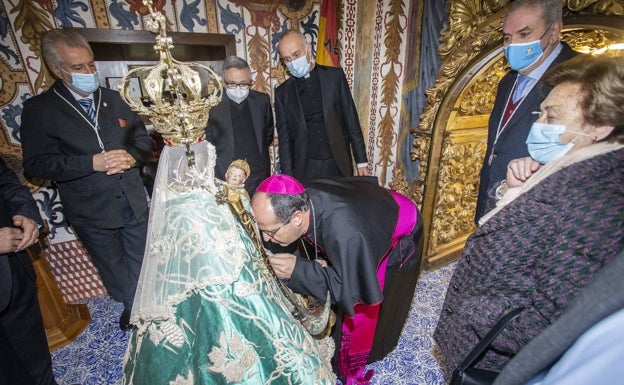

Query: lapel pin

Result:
[103,102,108,107]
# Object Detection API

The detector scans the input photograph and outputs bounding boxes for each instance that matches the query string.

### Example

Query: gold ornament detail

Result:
[429,137,484,251]
[566,0,624,15]
[388,168,409,196]
[438,0,509,61]
[119,0,222,164]
[409,133,428,206]
[562,29,621,54]
[457,57,508,117]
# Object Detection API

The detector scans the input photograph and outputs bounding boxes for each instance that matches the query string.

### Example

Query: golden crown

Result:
[118,0,222,150]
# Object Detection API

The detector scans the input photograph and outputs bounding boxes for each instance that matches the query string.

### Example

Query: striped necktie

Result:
[78,98,97,125]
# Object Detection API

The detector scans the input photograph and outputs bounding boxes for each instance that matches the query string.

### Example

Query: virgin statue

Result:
[120,3,336,384]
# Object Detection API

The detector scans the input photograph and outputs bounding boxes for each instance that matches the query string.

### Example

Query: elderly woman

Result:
[434,54,624,380]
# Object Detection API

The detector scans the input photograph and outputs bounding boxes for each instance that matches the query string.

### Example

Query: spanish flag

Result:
[317,0,339,67]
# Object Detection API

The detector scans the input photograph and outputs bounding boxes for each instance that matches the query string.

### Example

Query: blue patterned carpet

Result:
[51,263,455,385]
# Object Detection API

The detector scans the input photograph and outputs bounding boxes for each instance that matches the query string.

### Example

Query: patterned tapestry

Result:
[0,0,424,301]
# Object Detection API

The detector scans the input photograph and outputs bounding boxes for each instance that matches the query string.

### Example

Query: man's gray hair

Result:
[41,29,93,69]
[222,56,250,72]
[507,0,563,27]
[278,29,307,47]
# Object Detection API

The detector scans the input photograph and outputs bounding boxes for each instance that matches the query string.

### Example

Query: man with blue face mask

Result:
[20,28,153,331]
[474,0,578,223]
[274,29,369,180]
[205,56,274,195]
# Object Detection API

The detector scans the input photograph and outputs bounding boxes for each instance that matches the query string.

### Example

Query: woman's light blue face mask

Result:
[525,122,591,164]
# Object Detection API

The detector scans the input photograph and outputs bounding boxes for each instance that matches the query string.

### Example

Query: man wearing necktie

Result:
[474,0,578,223]
[20,28,153,331]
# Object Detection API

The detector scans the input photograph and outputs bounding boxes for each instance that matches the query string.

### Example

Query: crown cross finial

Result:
[119,0,222,165]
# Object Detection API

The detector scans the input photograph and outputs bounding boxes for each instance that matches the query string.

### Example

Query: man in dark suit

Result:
[275,29,369,180]
[475,0,577,222]
[0,157,57,385]
[20,28,153,331]
[205,56,274,195]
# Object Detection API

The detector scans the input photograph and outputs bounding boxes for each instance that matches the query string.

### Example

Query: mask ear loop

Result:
[562,129,593,153]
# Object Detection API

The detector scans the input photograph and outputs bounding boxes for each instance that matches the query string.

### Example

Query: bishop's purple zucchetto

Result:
[256,174,305,195]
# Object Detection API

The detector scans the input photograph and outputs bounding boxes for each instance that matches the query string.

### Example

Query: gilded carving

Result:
[429,138,484,251]
[409,133,428,206]
[438,0,509,61]
[458,57,508,116]
[389,167,409,196]
[565,0,624,15]
[562,29,621,53]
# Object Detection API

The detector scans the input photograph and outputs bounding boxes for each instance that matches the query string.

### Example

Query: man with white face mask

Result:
[20,28,153,332]
[205,56,274,195]
[474,0,578,223]
[275,29,369,180]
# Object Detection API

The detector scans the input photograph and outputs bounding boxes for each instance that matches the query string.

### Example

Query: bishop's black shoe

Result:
[119,309,132,331]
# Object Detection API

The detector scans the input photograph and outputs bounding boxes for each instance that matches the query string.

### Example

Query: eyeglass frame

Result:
[260,213,295,239]
[224,81,252,89]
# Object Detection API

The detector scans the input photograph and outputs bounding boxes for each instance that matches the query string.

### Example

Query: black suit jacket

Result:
[0,157,42,312]
[20,80,153,229]
[205,90,274,194]
[288,176,397,316]
[475,43,578,222]
[274,65,368,179]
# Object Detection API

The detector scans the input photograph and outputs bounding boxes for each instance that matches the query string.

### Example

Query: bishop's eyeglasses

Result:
[260,214,294,239]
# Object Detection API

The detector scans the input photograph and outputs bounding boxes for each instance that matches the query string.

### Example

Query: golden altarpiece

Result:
[390,1,624,269]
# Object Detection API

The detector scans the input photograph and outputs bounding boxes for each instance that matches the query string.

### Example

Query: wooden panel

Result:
[29,232,91,351]
[71,28,236,61]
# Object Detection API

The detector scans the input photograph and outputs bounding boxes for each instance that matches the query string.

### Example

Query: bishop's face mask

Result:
[525,122,590,164]
[226,86,249,104]
[61,68,100,94]
[286,54,311,78]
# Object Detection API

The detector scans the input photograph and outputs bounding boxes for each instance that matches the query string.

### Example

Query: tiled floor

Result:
[51,297,129,385]
[51,263,455,385]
